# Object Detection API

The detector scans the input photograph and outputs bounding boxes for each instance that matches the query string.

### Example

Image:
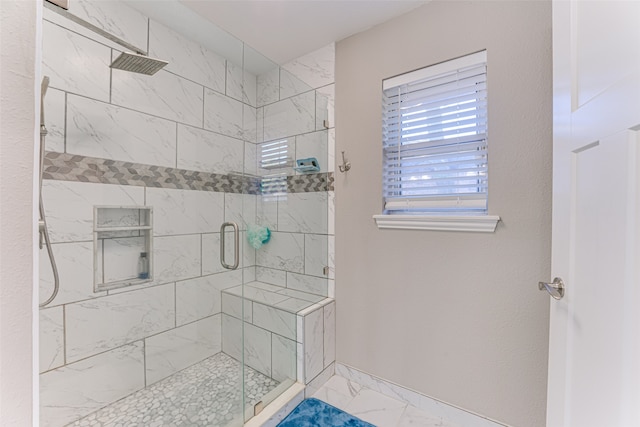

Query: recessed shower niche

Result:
[93,206,153,291]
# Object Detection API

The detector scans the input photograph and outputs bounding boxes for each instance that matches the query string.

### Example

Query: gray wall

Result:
[0,1,37,425]
[334,2,552,426]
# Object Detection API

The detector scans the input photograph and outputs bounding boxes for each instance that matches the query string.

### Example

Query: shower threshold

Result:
[69,352,280,427]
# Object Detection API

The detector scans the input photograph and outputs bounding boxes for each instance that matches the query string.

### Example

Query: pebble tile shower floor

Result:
[69,353,279,427]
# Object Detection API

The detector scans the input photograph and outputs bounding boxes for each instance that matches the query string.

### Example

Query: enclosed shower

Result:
[38,1,336,425]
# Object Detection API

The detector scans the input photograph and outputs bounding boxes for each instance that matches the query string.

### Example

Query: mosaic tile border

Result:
[43,152,334,194]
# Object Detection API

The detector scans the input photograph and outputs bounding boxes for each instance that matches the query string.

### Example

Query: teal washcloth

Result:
[247,224,271,249]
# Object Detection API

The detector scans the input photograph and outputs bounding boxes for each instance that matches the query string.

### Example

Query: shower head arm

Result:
[44,1,147,55]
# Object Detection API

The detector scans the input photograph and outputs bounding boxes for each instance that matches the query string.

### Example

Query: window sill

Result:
[373,214,500,232]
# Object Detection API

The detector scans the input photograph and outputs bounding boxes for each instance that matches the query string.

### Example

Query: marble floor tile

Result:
[70,352,278,427]
[311,386,354,411]
[322,375,362,399]
[344,389,407,427]
[396,404,461,427]
[312,374,465,427]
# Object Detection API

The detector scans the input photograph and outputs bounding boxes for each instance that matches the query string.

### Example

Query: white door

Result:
[546,1,640,426]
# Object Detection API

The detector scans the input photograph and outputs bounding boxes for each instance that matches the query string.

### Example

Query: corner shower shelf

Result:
[93,206,153,292]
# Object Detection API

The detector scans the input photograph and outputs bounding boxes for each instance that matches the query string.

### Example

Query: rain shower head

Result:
[110,52,169,76]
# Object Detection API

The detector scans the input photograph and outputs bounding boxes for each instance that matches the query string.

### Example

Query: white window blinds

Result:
[382,51,488,214]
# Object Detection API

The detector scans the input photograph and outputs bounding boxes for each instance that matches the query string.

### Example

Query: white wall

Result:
[0,1,38,425]
[335,2,552,426]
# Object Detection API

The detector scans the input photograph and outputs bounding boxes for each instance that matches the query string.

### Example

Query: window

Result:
[374,51,499,232]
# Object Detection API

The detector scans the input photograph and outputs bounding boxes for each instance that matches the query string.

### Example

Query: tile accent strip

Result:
[43,151,334,194]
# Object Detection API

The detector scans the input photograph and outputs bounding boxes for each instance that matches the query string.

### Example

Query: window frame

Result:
[374,51,500,232]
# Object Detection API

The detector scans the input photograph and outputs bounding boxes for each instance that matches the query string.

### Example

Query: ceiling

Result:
[179,1,428,65]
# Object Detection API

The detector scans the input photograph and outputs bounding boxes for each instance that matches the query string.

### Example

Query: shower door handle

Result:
[220,222,240,270]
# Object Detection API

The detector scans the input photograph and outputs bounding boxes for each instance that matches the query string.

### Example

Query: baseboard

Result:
[335,363,509,427]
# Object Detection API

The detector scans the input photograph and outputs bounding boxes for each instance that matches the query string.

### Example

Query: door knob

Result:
[538,277,565,300]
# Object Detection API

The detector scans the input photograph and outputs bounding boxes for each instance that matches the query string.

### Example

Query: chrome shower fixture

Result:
[110,52,168,76]
[44,0,169,76]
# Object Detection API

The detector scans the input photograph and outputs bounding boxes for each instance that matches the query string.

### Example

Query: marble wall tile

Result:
[176,124,244,175]
[102,236,146,283]
[43,88,65,152]
[222,293,253,322]
[221,313,242,361]
[245,141,258,176]
[304,234,328,278]
[40,242,105,307]
[272,334,297,382]
[145,315,222,385]
[328,235,335,280]
[66,95,177,168]
[39,306,64,373]
[42,179,144,243]
[244,104,258,143]
[246,281,285,292]
[256,107,265,143]
[276,288,325,304]
[316,84,335,131]
[204,89,244,139]
[40,342,145,427]
[225,284,289,306]
[323,302,336,368]
[304,362,335,396]
[244,266,256,283]
[112,67,203,128]
[96,207,143,228]
[223,312,273,379]
[278,192,328,234]
[253,303,296,340]
[147,187,224,236]
[153,235,201,284]
[42,20,111,102]
[263,91,316,141]
[227,61,257,107]
[328,191,335,235]
[242,231,256,267]
[225,193,256,231]
[328,128,336,173]
[149,20,226,93]
[67,0,148,53]
[256,195,278,231]
[282,43,335,90]
[257,68,279,107]
[256,266,286,287]
[303,307,324,383]
[296,341,305,382]
[295,131,328,175]
[280,69,312,100]
[176,271,242,325]
[256,232,304,273]
[244,72,258,108]
[65,283,175,362]
[202,233,225,276]
[244,322,273,378]
[287,273,328,297]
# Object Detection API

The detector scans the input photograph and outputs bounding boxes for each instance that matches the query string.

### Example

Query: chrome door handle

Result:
[220,222,240,270]
[538,277,565,300]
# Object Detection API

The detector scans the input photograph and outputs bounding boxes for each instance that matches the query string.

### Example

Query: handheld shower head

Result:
[41,76,50,127]
[42,76,50,96]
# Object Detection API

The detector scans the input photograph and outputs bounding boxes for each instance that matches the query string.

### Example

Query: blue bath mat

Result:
[277,398,375,427]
